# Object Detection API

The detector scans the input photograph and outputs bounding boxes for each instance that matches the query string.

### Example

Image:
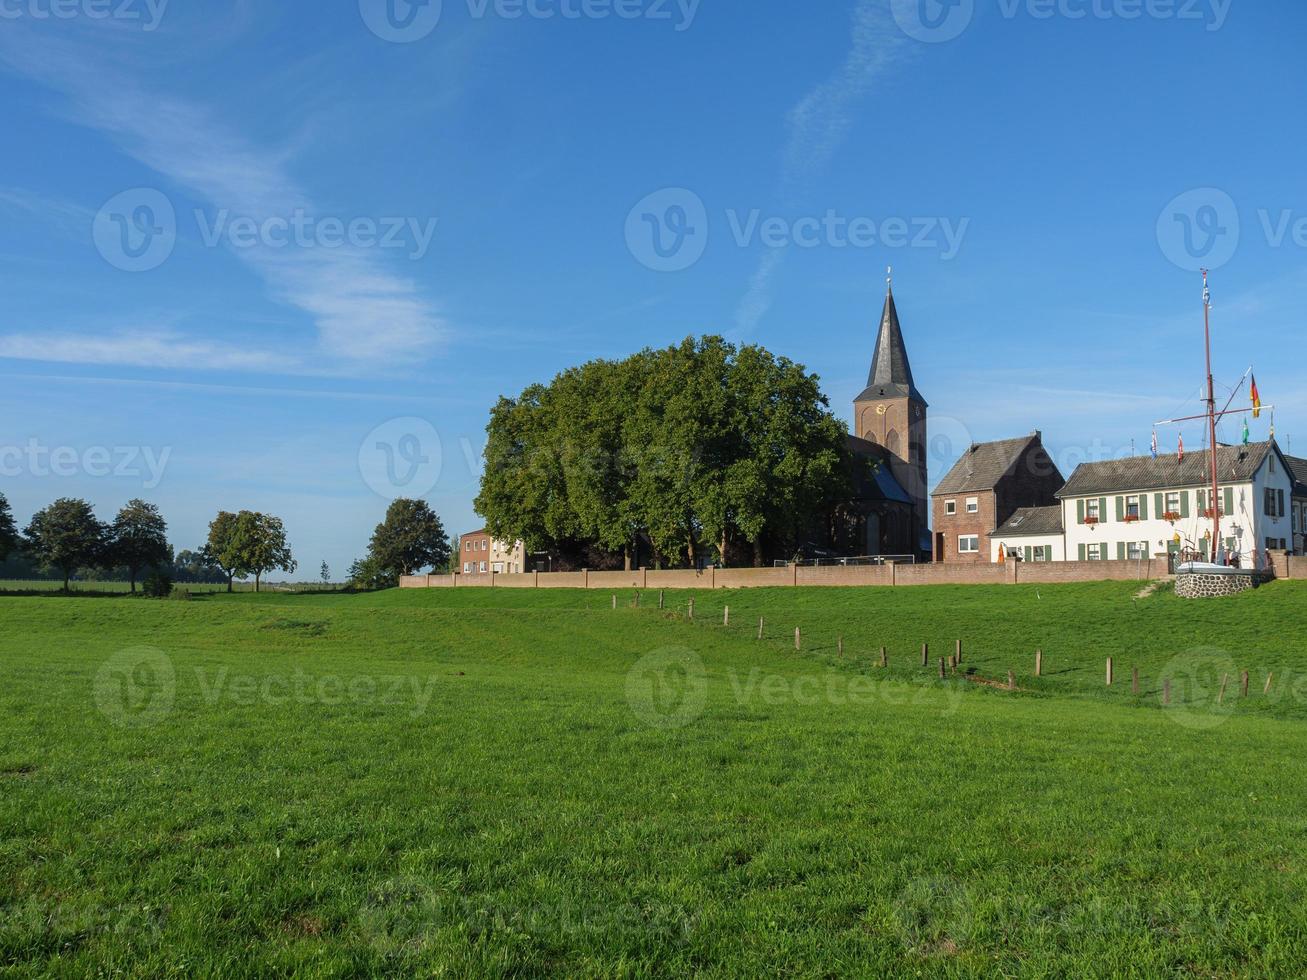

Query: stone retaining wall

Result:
[1176,571,1262,598]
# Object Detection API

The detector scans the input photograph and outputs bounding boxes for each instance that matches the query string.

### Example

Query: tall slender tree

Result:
[106,499,172,593]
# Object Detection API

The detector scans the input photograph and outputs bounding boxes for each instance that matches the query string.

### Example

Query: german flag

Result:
[1251,375,1263,419]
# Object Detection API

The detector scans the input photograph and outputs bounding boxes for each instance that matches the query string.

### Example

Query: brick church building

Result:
[837,280,933,560]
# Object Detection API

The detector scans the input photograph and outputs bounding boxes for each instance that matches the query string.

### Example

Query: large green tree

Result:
[0,493,18,563]
[366,499,450,581]
[106,499,172,593]
[231,511,297,592]
[203,511,245,592]
[23,498,106,591]
[478,336,852,568]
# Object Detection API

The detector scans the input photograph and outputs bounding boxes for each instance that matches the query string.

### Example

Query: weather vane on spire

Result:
[886,266,893,289]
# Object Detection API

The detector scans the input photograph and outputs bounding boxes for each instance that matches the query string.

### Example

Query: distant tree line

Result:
[475,336,854,570]
[0,494,298,594]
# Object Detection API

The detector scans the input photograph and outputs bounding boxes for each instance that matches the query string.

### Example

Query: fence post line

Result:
[880,646,888,669]
[1132,667,1140,696]
[794,627,801,651]
[659,590,664,610]
[1106,658,1114,687]
[1164,679,1171,705]
[612,595,617,610]
[1008,670,1016,691]
[1218,674,1229,705]
[758,616,764,641]
[1241,671,1249,698]
[724,605,730,627]
[1035,649,1043,677]
[956,640,963,665]
[921,643,929,668]
[938,658,946,679]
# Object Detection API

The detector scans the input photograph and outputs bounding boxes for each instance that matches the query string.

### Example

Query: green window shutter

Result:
[1198,489,1207,513]
[1224,487,1234,515]
[1103,545,1111,561]
[1077,500,1085,524]
[1115,496,1124,521]
[1226,537,1236,554]
[1154,493,1164,516]
[1025,546,1033,562]
[1117,542,1126,560]
[1079,543,1087,561]
[1181,492,1191,518]
[1140,495,1150,520]
[1100,498,1109,523]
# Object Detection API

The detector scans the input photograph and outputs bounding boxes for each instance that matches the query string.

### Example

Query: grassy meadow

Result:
[3,581,1307,976]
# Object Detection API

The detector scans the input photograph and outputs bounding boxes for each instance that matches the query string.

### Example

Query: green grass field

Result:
[4,581,1307,976]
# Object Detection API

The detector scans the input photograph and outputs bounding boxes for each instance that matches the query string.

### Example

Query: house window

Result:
[1086,499,1100,521]
[1165,491,1181,514]
[1033,546,1048,562]
[1087,543,1102,561]
[479,561,487,573]
[1127,542,1146,560]
[1125,495,1141,519]
[965,498,979,514]
[462,562,470,573]
[465,541,472,552]
[958,535,980,554]
[945,500,957,516]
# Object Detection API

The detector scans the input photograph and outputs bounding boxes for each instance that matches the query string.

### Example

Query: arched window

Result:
[885,429,901,456]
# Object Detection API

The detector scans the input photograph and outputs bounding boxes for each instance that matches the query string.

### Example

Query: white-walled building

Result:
[990,442,1297,569]
[1056,441,1294,569]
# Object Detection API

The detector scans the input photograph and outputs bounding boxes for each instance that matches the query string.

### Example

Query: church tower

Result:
[853,272,929,552]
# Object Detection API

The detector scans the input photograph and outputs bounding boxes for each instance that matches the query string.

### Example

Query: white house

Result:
[1054,441,1295,570]
[990,506,1067,563]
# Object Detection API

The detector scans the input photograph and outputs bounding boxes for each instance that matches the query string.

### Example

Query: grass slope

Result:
[2,582,1307,976]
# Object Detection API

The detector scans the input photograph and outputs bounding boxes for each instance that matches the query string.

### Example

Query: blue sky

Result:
[1,0,1303,577]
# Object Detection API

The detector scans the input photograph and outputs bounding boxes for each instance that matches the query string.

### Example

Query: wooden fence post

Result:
[880,646,888,669]
[1035,649,1043,677]
[921,643,929,668]
[612,595,617,610]
[724,606,730,627]
[838,636,844,656]
[1163,679,1171,705]
[1132,667,1140,696]
[758,617,764,641]
[659,590,664,610]
[1241,671,1249,698]
[1106,658,1114,687]
[794,627,801,652]
[939,658,946,679]
[1008,671,1016,692]
[1218,674,1229,705]
[688,598,694,621]
[956,640,963,665]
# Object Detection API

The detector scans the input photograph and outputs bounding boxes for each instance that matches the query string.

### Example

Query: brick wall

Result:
[931,490,996,563]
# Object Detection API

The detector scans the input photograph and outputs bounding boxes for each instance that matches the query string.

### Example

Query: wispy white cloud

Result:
[0,23,446,373]
[736,1,912,334]
[0,329,298,373]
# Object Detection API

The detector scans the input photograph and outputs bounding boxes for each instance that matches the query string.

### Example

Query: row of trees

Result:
[0,493,299,593]
[475,336,854,569]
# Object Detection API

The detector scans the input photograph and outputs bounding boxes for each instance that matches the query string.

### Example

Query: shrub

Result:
[141,572,173,599]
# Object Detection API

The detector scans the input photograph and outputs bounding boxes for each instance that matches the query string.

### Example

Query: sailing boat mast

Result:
[1202,269,1221,560]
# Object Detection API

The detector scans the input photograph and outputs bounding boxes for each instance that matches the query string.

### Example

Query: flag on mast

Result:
[1242,420,1250,446]
[1178,434,1185,462]
[1151,430,1158,459]
[1251,374,1262,419]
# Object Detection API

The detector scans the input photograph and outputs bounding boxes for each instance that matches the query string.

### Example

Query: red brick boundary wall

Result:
[401,557,1188,590]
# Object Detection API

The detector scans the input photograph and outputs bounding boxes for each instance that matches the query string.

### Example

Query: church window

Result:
[886,430,901,455]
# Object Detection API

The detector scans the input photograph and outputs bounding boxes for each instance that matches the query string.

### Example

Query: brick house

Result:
[1289,456,1307,555]
[931,433,1064,562]
[455,529,526,575]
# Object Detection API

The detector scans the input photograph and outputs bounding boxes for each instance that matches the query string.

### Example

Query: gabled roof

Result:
[1287,456,1307,497]
[932,434,1046,496]
[854,287,927,405]
[992,506,1063,538]
[1057,441,1279,498]
[847,436,913,504]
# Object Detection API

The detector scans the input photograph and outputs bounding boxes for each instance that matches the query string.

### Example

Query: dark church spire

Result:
[857,269,926,405]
